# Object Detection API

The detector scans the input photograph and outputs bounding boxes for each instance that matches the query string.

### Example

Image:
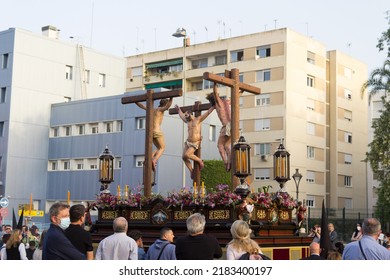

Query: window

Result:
[345,154,352,164]
[1,87,6,103]
[306,171,315,183]
[239,73,244,82]
[344,176,352,187]
[215,55,227,65]
[91,123,99,134]
[65,65,73,80]
[98,73,106,87]
[75,160,84,170]
[50,161,57,171]
[132,67,143,77]
[191,58,208,69]
[63,161,70,170]
[306,196,315,207]
[105,122,113,133]
[88,158,98,169]
[0,122,4,137]
[345,132,352,143]
[203,79,213,89]
[53,127,59,137]
[344,110,352,122]
[254,143,271,155]
[307,99,315,111]
[256,69,271,82]
[307,75,315,87]
[116,159,122,169]
[256,45,271,58]
[256,94,270,106]
[307,146,315,159]
[344,67,352,79]
[2,53,9,69]
[77,125,85,135]
[84,70,90,84]
[230,50,244,62]
[255,119,270,131]
[136,117,145,130]
[344,88,352,100]
[307,122,315,135]
[254,168,271,181]
[64,126,71,136]
[307,51,315,64]
[135,156,145,168]
[117,120,123,132]
[209,125,216,141]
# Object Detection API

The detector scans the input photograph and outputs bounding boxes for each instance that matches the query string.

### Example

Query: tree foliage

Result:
[201,160,231,191]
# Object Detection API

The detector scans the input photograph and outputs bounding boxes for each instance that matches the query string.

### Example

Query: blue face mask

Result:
[59,217,71,230]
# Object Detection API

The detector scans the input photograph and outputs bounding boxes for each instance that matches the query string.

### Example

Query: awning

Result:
[145,80,182,89]
[146,59,183,69]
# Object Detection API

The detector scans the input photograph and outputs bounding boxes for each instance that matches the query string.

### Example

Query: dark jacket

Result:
[300,254,324,260]
[43,223,86,260]
[175,233,222,260]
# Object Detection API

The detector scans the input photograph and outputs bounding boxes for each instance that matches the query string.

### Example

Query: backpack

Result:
[238,252,271,260]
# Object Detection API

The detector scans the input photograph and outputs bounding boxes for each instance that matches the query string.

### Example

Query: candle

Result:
[124,185,129,198]
[117,185,121,199]
[67,191,70,205]
[201,182,205,198]
[194,182,197,197]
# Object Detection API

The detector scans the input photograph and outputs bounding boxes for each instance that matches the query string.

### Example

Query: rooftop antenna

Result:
[305,22,309,36]
[192,30,196,44]
[205,26,208,41]
[274,19,278,29]
[347,42,352,55]
[223,22,226,38]
[89,1,95,47]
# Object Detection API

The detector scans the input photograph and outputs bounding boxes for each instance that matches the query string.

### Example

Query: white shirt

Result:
[95,232,138,260]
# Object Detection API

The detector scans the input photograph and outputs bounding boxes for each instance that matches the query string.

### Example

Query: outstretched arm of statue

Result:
[160,97,173,111]
[175,104,187,122]
[199,106,215,122]
[135,102,146,110]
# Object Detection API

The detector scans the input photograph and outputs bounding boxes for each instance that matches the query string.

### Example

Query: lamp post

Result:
[233,132,251,199]
[99,145,114,193]
[172,27,187,187]
[273,139,290,192]
[292,168,302,202]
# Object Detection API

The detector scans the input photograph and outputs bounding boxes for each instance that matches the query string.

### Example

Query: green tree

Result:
[366,97,390,222]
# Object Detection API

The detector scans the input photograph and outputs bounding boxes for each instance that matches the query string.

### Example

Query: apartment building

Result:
[0,26,126,219]
[125,28,369,211]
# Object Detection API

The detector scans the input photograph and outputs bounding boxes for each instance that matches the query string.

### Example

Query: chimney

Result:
[41,25,60,39]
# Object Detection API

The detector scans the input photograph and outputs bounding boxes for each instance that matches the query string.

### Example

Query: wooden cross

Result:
[203,68,261,189]
[121,89,182,197]
[168,101,213,187]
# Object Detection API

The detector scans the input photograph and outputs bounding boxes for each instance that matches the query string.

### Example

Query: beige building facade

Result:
[125,28,369,211]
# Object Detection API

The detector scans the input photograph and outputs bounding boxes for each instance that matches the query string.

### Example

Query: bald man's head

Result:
[310,242,321,255]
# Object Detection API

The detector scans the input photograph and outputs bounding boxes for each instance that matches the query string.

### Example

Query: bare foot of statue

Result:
[152,159,157,172]
[199,160,204,170]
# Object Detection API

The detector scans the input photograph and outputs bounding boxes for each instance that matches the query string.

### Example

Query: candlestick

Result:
[117,185,121,199]
[67,191,70,205]
[124,185,129,198]
[201,182,205,198]
[194,182,197,197]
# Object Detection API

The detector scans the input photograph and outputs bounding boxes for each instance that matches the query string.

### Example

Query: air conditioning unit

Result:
[261,155,268,161]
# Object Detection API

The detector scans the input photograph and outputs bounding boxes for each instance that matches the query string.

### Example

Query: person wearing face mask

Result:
[42,202,86,260]
[351,223,363,241]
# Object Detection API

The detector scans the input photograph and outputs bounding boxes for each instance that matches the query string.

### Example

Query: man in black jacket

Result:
[301,242,324,260]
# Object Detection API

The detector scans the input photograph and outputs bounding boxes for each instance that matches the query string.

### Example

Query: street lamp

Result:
[292,168,302,202]
[99,145,114,193]
[273,139,290,192]
[172,27,188,187]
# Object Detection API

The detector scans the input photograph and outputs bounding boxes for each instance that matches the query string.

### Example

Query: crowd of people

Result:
[1,202,389,260]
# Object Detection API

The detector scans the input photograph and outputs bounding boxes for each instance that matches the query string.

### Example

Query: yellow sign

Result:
[18,210,44,217]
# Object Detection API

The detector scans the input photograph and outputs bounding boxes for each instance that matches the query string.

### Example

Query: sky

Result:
[1,0,389,72]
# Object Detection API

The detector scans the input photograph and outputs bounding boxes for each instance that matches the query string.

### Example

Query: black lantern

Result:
[273,140,290,191]
[233,133,251,199]
[292,168,302,202]
[99,145,114,193]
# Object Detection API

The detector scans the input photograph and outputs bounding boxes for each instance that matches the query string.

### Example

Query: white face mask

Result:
[59,217,71,230]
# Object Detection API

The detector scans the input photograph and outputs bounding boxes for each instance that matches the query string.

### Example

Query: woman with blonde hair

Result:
[226,220,267,260]
[0,229,28,260]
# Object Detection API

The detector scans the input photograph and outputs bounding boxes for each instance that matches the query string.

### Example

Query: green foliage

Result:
[375,181,390,223]
[201,160,231,192]
[376,11,390,57]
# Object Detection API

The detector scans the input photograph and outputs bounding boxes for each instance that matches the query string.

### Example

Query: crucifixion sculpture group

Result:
[121,68,260,197]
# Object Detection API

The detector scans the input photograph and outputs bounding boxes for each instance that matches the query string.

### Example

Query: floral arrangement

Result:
[204,184,241,208]
[249,191,273,208]
[91,193,118,209]
[165,187,197,208]
[273,191,297,209]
